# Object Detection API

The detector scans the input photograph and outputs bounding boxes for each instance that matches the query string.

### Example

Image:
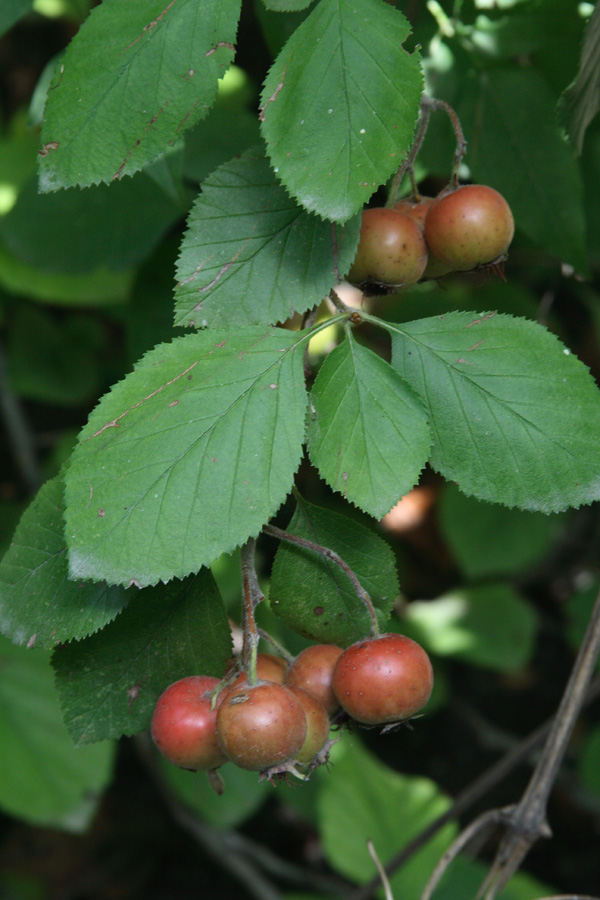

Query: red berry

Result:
[216,681,307,771]
[424,184,514,272]
[286,644,343,715]
[348,207,428,286]
[225,652,288,690]
[151,675,227,771]
[286,686,331,765]
[394,196,452,278]
[332,633,433,725]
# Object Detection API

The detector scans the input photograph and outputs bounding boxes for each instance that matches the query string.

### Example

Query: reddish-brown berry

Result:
[348,207,428,286]
[216,681,307,771]
[424,184,514,272]
[332,633,433,725]
[286,644,344,715]
[151,675,227,771]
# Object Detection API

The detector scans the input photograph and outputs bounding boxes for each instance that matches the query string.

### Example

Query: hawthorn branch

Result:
[474,585,600,900]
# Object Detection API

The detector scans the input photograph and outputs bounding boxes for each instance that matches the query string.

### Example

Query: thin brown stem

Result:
[477,587,600,900]
[420,808,511,900]
[367,840,394,900]
[263,523,379,637]
[387,102,431,207]
[420,96,467,188]
[257,628,295,665]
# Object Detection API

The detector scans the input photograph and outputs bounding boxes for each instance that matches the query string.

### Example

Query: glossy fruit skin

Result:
[394,196,452,278]
[332,633,433,725]
[393,196,434,228]
[151,676,227,771]
[225,652,288,691]
[287,686,331,765]
[348,208,428,286]
[286,644,343,715]
[216,681,307,771]
[424,184,514,272]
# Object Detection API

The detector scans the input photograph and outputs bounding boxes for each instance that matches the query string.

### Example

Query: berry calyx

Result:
[216,681,307,772]
[285,644,344,715]
[332,633,433,726]
[348,207,428,287]
[151,675,228,771]
[424,184,514,272]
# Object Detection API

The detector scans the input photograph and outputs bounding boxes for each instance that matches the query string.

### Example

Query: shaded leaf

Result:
[438,483,567,579]
[458,67,587,272]
[389,311,600,512]
[263,0,313,12]
[260,0,422,221]
[269,497,397,644]
[52,569,232,745]
[175,149,360,328]
[307,332,430,518]
[0,476,128,650]
[0,242,134,305]
[402,584,538,672]
[7,305,103,406]
[0,636,115,830]
[158,757,270,828]
[39,0,241,190]
[1,170,187,274]
[0,0,33,39]
[561,2,600,153]
[64,327,308,586]
[319,738,455,899]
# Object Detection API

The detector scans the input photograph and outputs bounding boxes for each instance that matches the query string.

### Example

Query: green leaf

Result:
[319,737,455,899]
[389,311,600,512]
[307,332,430,518]
[259,0,423,221]
[64,327,308,587]
[457,67,587,273]
[174,149,360,328]
[269,496,398,644]
[402,584,538,672]
[0,636,115,830]
[0,476,128,650]
[1,170,187,274]
[38,0,241,191]
[438,483,567,579]
[562,2,600,152]
[52,569,232,745]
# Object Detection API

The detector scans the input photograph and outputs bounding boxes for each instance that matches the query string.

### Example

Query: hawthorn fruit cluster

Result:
[151,634,433,779]
[348,184,515,290]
